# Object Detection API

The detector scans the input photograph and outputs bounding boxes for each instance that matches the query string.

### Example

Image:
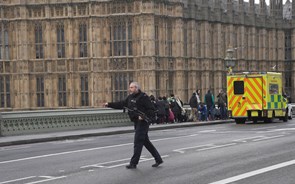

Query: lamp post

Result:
[224,46,236,74]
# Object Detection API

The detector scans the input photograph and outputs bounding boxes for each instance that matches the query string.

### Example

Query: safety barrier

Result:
[0,108,131,136]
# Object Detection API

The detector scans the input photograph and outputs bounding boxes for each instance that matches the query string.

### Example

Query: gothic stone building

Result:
[0,0,294,110]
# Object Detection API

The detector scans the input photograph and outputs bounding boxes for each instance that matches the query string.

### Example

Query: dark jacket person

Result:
[105,82,163,169]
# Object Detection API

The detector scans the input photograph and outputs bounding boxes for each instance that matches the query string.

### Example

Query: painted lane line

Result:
[81,158,131,169]
[0,176,36,184]
[197,143,237,151]
[251,126,277,130]
[106,157,153,169]
[26,176,66,184]
[152,134,199,142]
[258,128,295,133]
[252,135,285,142]
[0,145,31,152]
[173,144,214,153]
[0,134,199,165]
[0,143,132,165]
[199,130,216,133]
[107,155,169,169]
[209,159,295,184]
[233,136,264,143]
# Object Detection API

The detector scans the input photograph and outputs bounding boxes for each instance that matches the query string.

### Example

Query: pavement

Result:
[0,119,233,147]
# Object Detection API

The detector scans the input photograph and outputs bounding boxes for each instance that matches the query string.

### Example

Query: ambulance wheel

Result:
[235,118,246,124]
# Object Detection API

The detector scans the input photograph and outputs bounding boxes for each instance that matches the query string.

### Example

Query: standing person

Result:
[195,89,201,120]
[217,89,227,119]
[204,90,215,120]
[104,82,163,169]
[175,95,186,122]
[155,96,166,124]
[189,92,198,121]
[196,89,201,104]
[162,96,170,123]
[169,94,181,122]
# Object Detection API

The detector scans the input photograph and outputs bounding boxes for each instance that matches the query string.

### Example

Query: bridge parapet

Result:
[0,108,131,136]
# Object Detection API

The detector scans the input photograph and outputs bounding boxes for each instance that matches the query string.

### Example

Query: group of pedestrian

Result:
[150,94,187,124]
[189,89,228,121]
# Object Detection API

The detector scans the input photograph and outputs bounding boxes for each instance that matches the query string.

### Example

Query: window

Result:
[0,75,10,108]
[0,25,10,60]
[36,76,44,107]
[0,29,2,59]
[128,20,132,56]
[111,73,133,101]
[234,81,244,95]
[81,75,89,106]
[79,23,87,57]
[183,22,187,57]
[4,28,8,60]
[110,19,132,56]
[57,23,65,58]
[58,75,67,106]
[35,23,44,59]
[155,19,159,56]
[269,84,279,95]
[167,20,173,57]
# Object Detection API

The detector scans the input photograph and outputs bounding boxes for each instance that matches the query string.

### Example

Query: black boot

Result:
[126,164,137,169]
[152,160,163,167]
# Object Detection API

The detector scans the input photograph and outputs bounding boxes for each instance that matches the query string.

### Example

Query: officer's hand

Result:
[138,116,143,120]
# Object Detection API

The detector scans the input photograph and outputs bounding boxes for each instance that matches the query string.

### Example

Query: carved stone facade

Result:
[0,0,294,110]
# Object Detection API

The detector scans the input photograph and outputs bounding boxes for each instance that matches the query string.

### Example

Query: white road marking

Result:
[50,138,93,144]
[251,126,277,130]
[25,176,66,184]
[258,128,295,133]
[0,143,132,165]
[0,134,198,165]
[233,136,264,143]
[0,176,36,184]
[197,143,237,151]
[152,134,199,142]
[252,135,285,142]
[107,155,169,169]
[0,145,31,152]
[209,159,295,184]
[81,155,169,169]
[199,130,216,133]
[173,144,213,153]
[81,158,131,169]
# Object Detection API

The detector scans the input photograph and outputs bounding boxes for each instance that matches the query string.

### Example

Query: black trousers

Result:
[130,120,162,165]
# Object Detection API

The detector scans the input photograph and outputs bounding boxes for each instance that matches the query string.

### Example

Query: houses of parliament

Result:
[0,0,294,110]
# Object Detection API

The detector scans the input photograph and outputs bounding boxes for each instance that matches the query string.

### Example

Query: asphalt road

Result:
[1,120,295,184]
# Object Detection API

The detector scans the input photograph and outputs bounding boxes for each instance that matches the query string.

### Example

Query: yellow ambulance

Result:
[227,72,289,124]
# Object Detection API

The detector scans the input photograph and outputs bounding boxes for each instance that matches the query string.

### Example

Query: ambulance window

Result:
[269,84,278,94]
[234,81,244,95]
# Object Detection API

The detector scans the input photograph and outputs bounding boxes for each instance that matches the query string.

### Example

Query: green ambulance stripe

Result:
[267,95,281,109]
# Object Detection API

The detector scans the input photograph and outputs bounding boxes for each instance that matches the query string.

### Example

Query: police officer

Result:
[104,82,163,169]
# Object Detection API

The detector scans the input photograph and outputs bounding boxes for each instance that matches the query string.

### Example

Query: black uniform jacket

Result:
[107,90,155,123]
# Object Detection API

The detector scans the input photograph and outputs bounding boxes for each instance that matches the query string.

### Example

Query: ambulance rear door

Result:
[244,76,264,115]
[227,76,248,118]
